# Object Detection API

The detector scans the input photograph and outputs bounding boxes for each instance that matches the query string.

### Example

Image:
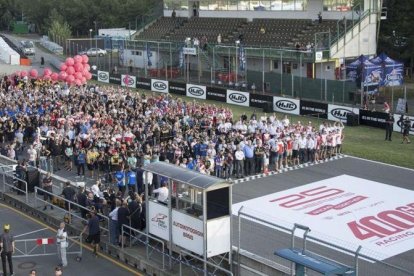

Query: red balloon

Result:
[51,72,59,81]
[43,68,52,76]
[15,71,21,77]
[82,55,89,64]
[66,66,75,75]
[74,55,83,64]
[60,63,67,71]
[83,64,91,71]
[59,71,68,81]
[66,75,75,83]
[20,71,28,77]
[65,57,75,66]
[81,77,86,84]
[75,72,83,80]
[85,72,92,80]
[74,63,84,73]
[29,69,38,78]
[74,79,82,86]
[43,75,51,81]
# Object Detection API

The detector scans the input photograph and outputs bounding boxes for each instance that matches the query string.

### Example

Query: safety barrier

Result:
[121,224,166,270]
[34,186,110,237]
[14,235,82,259]
[179,249,233,276]
[0,165,28,203]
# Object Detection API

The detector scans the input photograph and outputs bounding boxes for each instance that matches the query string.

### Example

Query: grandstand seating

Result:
[136,17,348,48]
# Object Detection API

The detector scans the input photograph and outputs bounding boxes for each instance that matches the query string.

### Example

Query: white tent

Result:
[0,37,20,65]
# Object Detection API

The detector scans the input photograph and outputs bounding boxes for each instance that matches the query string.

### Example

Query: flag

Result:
[239,44,246,71]
[146,43,152,67]
[179,46,184,68]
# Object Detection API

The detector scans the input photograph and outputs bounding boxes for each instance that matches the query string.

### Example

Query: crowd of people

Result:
[0,75,345,185]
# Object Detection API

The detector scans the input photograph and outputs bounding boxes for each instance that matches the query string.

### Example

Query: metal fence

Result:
[236,206,414,276]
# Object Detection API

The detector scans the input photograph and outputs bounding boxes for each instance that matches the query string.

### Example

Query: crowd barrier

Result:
[92,70,413,134]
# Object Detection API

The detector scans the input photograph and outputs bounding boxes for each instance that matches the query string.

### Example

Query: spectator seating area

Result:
[136,17,347,48]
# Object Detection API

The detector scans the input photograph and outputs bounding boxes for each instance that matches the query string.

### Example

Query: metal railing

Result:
[34,186,110,237]
[121,224,166,270]
[14,235,82,259]
[0,167,28,203]
[179,249,233,276]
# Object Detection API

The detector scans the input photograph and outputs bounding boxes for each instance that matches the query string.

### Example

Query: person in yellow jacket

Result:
[86,148,99,178]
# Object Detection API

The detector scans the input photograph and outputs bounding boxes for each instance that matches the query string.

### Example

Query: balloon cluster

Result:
[13,55,91,86]
[59,55,92,86]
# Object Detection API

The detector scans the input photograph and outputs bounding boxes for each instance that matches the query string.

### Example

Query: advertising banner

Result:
[172,210,204,255]
[109,74,121,85]
[151,79,169,93]
[186,84,206,100]
[233,175,414,260]
[249,93,273,109]
[359,110,388,129]
[183,47,197,55]
[383,65,404,87]
[393,115,414,135]
[273,97,300,115]
[121,74,136,88]
[327,104,360,123]
[206,87,226,102]
[226,90,250,107]
[299,100,328,119]
[169,81,186,95]
[97,71,109,83]
[148,201,170,241]
[136,77,151,90]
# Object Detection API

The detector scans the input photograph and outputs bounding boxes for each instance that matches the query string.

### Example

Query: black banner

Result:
[359,109,388,129]
[91,70,97,81]
[136,77,151,90]
[206,86,226,102]
[109,73,121,85]
[250,94,273,108]
[300,100,328,119]
[169,81,186,95]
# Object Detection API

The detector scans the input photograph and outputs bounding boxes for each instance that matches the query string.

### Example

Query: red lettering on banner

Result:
[306,196,368,215]
[347,203,414,241]
[269,186,344,208]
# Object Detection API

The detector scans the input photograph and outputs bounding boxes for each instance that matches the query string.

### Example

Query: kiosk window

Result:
[207,187,229,220]
[174,182,203,218]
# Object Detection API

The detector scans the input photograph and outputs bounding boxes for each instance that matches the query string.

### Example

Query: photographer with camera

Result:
[402,116,412,144]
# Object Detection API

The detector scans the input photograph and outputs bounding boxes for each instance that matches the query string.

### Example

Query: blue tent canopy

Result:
[346,55,382,90]
[369,53,404,86]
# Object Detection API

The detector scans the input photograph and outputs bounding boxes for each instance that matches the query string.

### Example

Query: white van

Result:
[20,40,36,56]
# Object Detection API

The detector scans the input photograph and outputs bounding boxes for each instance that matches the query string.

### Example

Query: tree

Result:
[48,19,71,46]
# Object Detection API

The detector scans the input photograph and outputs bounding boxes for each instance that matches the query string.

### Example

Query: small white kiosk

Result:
[144,162,232,272]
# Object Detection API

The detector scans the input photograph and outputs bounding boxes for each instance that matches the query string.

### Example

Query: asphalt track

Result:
[232,155,414,276]
[0,204,140,276]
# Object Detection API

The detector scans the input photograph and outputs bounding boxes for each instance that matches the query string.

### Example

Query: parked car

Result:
[79,48,107,57]
[20,40,35,56]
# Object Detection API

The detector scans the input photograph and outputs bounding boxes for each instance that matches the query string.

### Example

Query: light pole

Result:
[89,29,92,50]
[235,40,240,87]
[94,21,98,68]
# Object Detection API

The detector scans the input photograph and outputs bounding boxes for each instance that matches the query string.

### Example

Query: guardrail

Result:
[34,186,110,237]
[121,224,166,270]
[179,249,233,276]
[1,169,28,203]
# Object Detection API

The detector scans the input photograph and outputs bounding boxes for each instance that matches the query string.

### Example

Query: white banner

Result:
[273,97,300,115]
[233,175,414,260]
[186,84,206,100]
[183,47,197,55]
[328,104,360,123]
[148,201,170,241]
[393,115,414,135]
[207,217,231,257]
[121,74,136,88]
[151,79,169,93]
[226,90,250,107]
[172,210,204,255]
[97,71,109,83]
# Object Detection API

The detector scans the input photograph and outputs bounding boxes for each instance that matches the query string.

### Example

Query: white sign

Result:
[233,175,414,260]
[393,115,414,135]
[183,47,197,55]
[97,71,109,83]
[151,79,169,93]
[226,90,250,107]
[121,74,136,88]
[315,51,323,62]
[207,217,231,257]
[328,104,359,123]
[273,97,300,115]
[186,84,206,100]
[148,201,170,241]
[172,210,204,255]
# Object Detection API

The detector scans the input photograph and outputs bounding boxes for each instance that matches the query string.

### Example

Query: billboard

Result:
[186,84,206,100]
[328,104,359,123]
[233,175,414,260]
[148,201,170,241]
[97,71,109,83]
[172,210,204,255]
[151,79,169,93]
[121,74,136,88]
[226,90,250,107]
[273,97,300,115]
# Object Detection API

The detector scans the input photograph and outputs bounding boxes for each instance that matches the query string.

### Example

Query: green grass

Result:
[91,82,414,169]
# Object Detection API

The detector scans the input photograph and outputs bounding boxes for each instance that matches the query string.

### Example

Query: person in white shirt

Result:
[234,145,245,178]
[153,182,169,203]
[91,181,102,199]
[108,199,121,245]
[56,222,68,267]
[27,145,37,166]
